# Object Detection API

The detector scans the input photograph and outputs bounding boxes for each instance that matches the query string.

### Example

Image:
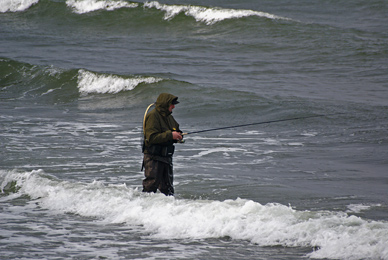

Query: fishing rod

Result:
[182,113,343,136]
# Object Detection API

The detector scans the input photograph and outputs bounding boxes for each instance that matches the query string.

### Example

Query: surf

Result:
[66,0,138,14]
[77,69,164,94]
[1,0,292,25]
[0,0,39,13]
[0,58,169,101]
[2,169,388,260]
[143,1,291,25]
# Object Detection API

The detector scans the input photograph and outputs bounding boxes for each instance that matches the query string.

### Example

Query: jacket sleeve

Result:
[144,113,173,145]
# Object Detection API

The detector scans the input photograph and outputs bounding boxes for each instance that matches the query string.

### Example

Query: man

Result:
[142,93,183,196]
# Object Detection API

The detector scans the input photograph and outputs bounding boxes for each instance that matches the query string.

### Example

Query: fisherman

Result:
[141,93,183,196]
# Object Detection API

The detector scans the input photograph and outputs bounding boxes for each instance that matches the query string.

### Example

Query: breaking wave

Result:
[1,169,388,260]
[143,1,291,25]
[77,69,164,94]
[66,0,138,14]
[0,58,166,101]
[0,0,39,13]
[1,0,292,25]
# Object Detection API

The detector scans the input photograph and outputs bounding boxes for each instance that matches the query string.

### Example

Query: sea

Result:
[1,0,388,259]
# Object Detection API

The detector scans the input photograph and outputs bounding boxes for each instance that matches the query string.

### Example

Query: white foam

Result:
[262,138,281,145]
[0,0,39,13]
[237,130,264,135]
[41,89,56,96]
[2,169,388,260]
[66,0,138,14]
[288,142,304,146]
[144,1,291,25]
[191,147,245,158]
[347,203,382,213]
[77,69,163,94]
[301,131,318,137]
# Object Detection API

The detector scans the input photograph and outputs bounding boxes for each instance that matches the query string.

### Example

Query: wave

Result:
[0,58,167,101]
[143,1,291,25]
[0,58,77,103]
[66,0,138,14]
[67,0,292,24]
[0,0,39,13]
[2,58,246,113]
[77,69,164,94]
[1,0,292,25]
[2,169,388,260]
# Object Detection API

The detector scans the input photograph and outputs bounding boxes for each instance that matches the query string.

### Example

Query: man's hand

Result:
[172,131,183,141]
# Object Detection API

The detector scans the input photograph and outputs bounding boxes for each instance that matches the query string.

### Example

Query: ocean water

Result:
[1,0,388,259]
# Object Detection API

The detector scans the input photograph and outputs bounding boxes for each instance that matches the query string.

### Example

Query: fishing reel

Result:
[173,129,186,143]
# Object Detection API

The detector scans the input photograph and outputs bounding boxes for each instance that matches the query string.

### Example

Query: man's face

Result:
[169,104,175,112]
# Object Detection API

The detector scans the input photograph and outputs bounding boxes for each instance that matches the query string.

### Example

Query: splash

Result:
[144,1,291,25]
[66,0,138,14]
[0,0,39,13]
[2,169,388,260]
[77,69,163,94]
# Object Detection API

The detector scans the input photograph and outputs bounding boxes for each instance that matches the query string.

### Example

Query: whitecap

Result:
[144,1,291,25]
[66,0,138,14]
[77,69,163,94]
[0,0,39,13]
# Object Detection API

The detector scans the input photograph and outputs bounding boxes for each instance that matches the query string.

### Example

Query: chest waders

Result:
[141,103,174,196]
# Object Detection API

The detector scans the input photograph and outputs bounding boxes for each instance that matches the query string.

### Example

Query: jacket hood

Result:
[155,93,178,116]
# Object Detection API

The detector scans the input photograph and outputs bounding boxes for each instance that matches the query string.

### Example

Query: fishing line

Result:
[182,113,344,136]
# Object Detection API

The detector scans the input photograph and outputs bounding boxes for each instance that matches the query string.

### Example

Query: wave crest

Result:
[0,0,39,13]
[77,69,163,94]
[66,0,138,14]
[144,1,290,25]
[1,0,291,25]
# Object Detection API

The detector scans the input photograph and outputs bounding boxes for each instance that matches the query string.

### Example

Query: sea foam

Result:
[144,1,290,25]
[0,0,39,13]
[2,169,388,260]
[77,69,163,94]
[66,0,138,14]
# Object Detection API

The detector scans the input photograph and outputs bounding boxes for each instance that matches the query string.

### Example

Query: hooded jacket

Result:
[143,93,180,155]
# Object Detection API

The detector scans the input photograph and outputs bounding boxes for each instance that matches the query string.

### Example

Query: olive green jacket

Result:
[143,93,180,150]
